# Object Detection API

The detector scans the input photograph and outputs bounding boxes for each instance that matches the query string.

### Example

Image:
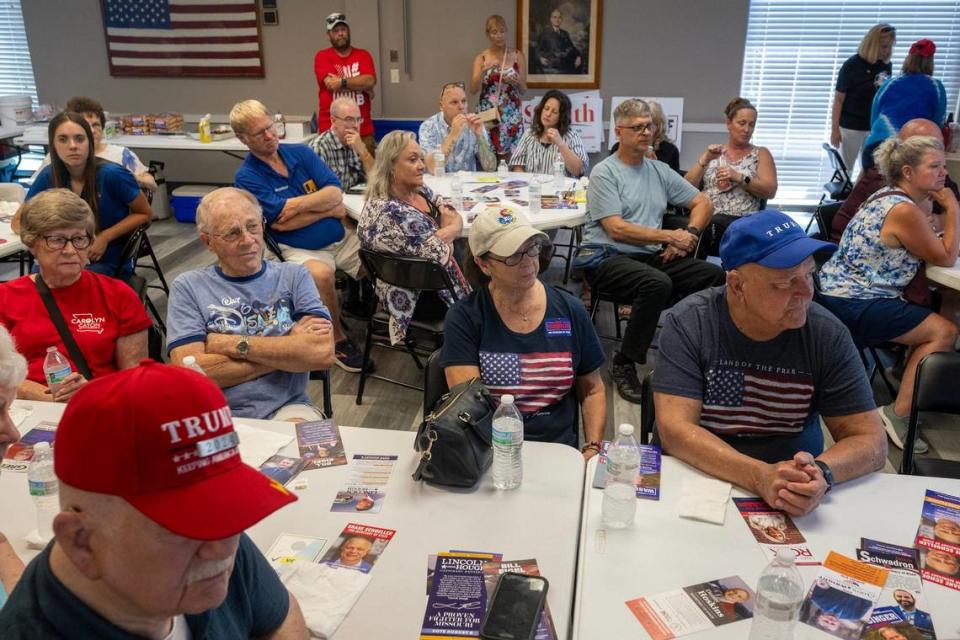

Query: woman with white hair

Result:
[357,131,471,344]
[0,325,27,601]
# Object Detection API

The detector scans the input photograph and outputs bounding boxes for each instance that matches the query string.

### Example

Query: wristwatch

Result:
[814,460,834,493]
[686,225,702,237]
[340,77,348,90]
[236,336,250,360]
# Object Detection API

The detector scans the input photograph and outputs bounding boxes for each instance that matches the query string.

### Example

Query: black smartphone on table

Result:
[479,572,549,640]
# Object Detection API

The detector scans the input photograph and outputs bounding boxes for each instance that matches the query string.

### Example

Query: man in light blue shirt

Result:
[166,187,335,421]
[419,83,497,174]
[584,98,723,404]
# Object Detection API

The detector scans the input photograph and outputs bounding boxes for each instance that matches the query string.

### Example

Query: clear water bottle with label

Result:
[602,423,640,528]
[749,548,804,640]
[491,394,523,490]
[182,355,206,376]
[43,346,72,396]
[433,152,445,177]
[553,158,565,189]
[528,178,541,214]
[28,442,58,542]
[274,113,287,139]
[450,173,464,211]
[497,159,509,176]
[716,152,732,192]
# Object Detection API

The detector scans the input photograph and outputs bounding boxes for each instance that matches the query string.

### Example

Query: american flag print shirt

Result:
[479,350,575,415]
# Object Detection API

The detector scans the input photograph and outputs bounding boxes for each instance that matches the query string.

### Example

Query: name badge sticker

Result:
[545,317,572,337]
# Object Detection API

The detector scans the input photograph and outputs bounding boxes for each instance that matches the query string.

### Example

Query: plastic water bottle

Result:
[433,152,445,177]
[553,158,565,189]
[450,173,464,211]
[492,395,523,490]
[528,179,541,214]
[497,159,509,176]
[28,442,58,542]
[602,423,641,528]
[749,549,804,640]
[717,152,732,192]
[274,112,286,139]
[43,346,72,396]
[182,356,206,375]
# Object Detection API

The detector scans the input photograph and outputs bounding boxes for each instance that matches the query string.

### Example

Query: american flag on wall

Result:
[700,366,814,436]
[479,351,574,414]
[101,0,263,77]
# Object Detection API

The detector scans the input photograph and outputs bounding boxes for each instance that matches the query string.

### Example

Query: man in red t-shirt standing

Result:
[315,13,377,154]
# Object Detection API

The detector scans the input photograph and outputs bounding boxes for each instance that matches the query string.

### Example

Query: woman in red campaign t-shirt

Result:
[0,190,151,403]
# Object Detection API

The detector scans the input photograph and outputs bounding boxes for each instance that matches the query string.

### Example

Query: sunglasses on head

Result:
[440,82,465,97]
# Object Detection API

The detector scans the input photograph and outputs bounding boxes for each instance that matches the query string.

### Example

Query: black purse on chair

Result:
[413,378,495,488]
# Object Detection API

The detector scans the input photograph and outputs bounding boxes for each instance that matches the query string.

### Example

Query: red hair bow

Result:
[909,39,936,57]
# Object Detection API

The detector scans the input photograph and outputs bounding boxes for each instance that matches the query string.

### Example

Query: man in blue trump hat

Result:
[652,210,887,516]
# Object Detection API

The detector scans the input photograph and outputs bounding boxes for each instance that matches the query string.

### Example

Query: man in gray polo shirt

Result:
[584,98,724,403]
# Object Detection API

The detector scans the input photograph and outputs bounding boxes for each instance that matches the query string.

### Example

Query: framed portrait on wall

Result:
[518,0,602,89]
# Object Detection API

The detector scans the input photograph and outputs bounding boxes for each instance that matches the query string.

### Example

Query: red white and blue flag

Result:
[479,351,574,414]
[101,0,263,77]
[701,366,813,435]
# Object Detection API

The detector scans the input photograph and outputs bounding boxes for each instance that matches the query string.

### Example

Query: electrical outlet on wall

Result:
[390,69,400,83]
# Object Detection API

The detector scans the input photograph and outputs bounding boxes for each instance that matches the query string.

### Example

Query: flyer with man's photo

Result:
[913,490,960,591]
[733,497,820,565]
[626,575,755,639]
[799,552,887,639]
[857,538,936,639]
[295,419,346,470]
[318,523,395,574]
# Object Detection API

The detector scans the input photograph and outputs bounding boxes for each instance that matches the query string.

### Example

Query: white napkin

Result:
[9,405,32,427]
[277,562,372,639]
[677,476,732,525]
[234,421,294,468]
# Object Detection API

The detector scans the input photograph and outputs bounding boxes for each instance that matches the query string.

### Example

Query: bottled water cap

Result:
[33,441,50,454]
[501,394,515,404]
[184,356,197,366]
[775,548,795,563]
[618,423,635,436]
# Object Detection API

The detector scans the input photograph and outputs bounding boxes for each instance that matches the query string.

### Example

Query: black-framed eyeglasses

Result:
[42,234,92,251]
[440,81,466,97]
[209,220,264,243]
[618,122,656,134]
[487,241,549,267]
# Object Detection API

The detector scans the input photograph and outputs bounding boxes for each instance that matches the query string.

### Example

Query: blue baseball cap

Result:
[719,210,837,270]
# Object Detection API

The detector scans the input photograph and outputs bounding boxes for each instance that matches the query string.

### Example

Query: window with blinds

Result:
[741,0,960,205]
[0,0,37,111]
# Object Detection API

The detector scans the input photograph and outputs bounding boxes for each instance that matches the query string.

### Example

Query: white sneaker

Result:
[879,404,928,455]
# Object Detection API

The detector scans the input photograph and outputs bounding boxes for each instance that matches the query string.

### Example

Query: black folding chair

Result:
[821,143,853,202]
[900,352,960,477]
[356,249,457,404]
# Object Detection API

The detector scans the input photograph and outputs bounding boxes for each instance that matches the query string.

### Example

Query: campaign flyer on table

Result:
[331,454,398,514]
[733,497,820,565]
[420,551,497,639]
[318,523,395,574]
[591,441,661,499]
[798,552,888,639]
[258,455,305,487]
[295,419,346,470]
[857,538,936,640]
[266,533,328,566]
[1,422,57,472]
[626,575,756,639]
[913,489,960,591]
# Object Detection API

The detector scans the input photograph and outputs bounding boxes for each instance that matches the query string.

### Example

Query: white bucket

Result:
[0,96,33,127]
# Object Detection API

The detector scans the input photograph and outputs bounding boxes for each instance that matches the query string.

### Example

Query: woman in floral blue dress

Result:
[818,135,958,454]
[470,15,526,160]
[357,131,471,345]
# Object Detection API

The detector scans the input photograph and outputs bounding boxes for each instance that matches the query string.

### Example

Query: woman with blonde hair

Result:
[357,131,470,344]
[470,14,526,160]
[831,23,896,172]
[819,135,958,455]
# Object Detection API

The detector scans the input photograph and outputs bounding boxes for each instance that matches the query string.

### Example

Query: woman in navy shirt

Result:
[14,112,151,278]
[441,209,606,458]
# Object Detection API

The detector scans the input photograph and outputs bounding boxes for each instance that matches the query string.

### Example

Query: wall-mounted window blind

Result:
[741,1,960,204]
[0,1,37,111]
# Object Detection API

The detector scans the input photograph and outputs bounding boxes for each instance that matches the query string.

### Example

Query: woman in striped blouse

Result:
[508,90,588,178]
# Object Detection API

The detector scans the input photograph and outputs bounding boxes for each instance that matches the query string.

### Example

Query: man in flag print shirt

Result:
[653,210,887,516]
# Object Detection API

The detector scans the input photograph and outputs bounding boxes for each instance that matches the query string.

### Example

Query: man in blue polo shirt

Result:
[231,99,365,372]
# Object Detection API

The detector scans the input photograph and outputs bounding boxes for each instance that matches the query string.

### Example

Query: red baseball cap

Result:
[55,360,297,541]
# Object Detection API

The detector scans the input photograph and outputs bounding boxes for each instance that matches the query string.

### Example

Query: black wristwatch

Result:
[742,175,752,185]
[815,460,834,493]
[686,225,702,237]
[236,336,250,360]
[340,77,348,90]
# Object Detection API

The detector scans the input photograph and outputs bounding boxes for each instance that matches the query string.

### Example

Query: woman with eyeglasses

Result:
[357,131,471,345]
[441,209,606,458]
[684,97,778,251]
[0,190,151,402]
[12,112,152,279]
[471,14,526,161]
[508,89,587,177]
[831,24,896,173]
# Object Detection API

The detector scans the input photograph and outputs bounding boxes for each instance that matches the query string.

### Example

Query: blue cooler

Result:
[171,185,218,223]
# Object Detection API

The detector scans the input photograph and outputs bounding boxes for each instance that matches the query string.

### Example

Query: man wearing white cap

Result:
[442,209,606,456]
[0,361,308,637]
[653,210,886,517]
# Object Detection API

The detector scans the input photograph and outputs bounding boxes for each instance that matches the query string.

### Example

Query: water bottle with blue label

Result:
[43,346,72,396]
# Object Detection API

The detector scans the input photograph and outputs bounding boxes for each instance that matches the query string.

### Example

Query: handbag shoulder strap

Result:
[34,275,94,380]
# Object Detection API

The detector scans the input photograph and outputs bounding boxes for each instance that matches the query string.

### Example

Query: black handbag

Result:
[413,378,495,488]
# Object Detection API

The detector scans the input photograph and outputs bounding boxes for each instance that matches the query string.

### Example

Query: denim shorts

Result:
[819,294,932,346]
